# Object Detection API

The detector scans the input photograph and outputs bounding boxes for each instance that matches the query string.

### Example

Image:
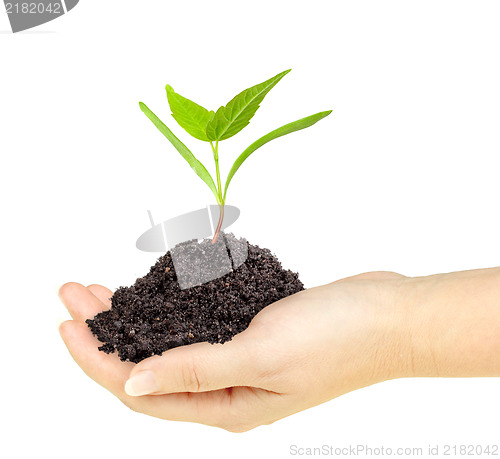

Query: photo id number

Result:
[5,3,62,14]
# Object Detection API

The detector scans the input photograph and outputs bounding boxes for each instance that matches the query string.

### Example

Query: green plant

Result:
[139,69,332,243]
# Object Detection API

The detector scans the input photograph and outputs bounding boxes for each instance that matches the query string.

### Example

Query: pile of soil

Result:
[86,233,304,363]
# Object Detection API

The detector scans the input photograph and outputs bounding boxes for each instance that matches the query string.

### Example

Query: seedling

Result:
[139,69,331,243]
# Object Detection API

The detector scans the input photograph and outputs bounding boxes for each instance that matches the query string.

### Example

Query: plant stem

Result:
[211,141,224,243]
[213,141,222,202]
[212,203,224,244]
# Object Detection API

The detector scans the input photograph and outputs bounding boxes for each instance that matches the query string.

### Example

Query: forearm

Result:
[397,267,500,378]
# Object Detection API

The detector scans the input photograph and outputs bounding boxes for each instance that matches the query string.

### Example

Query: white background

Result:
[1,0,499,457]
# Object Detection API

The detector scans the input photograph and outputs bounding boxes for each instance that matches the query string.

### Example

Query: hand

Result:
[58,271,407,432]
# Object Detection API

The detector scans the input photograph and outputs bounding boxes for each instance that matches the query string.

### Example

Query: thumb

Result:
[124,338,258,396]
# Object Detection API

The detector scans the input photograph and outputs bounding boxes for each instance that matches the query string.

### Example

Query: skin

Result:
[58,267,500,432]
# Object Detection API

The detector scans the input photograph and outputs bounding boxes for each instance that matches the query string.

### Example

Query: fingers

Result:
[125,333,262,396]
[59,320,133,394]
[86,284,113,308]
[59,319,273,427]
[58,282,110,322]
[58,283,284,429]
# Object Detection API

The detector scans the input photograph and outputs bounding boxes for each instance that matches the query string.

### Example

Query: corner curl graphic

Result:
[4,0,79,33]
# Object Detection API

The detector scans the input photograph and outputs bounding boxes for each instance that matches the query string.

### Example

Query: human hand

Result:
[58,271,408,432]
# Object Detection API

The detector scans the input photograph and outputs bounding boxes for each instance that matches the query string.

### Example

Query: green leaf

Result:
[166,85,214,141]
[223,110,332,201]
[206,69,291,142]
[139,102,220,202]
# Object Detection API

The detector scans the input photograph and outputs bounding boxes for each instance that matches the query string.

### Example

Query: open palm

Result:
[59,272,404,432]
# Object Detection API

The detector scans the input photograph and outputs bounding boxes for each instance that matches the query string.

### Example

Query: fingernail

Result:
[125,371,159,396]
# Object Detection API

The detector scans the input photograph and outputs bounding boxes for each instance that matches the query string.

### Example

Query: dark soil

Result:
[86,233,304,363]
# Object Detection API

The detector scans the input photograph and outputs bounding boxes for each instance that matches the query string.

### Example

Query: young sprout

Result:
[139,69,331,243]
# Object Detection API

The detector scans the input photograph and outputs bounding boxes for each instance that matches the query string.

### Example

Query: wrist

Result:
[392,268,500,378]
[388,274,441,378]
[370,275,419,381]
